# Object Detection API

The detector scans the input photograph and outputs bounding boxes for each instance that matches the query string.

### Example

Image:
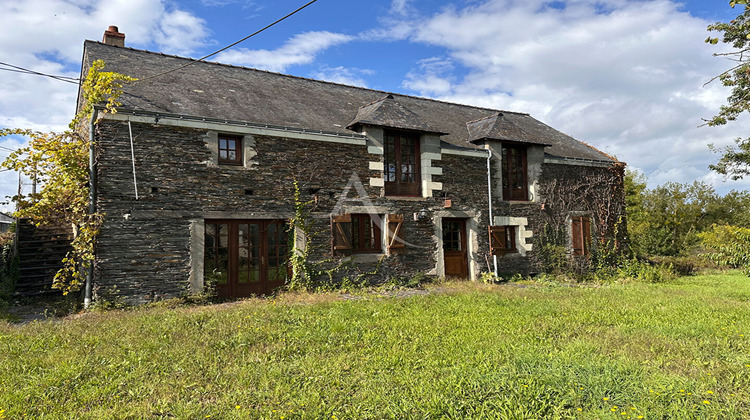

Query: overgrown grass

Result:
[1,272,749,418]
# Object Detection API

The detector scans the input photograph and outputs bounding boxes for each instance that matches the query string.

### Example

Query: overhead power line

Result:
[0,0,319,86]
[136,0,319,82]
[0,61,80,84]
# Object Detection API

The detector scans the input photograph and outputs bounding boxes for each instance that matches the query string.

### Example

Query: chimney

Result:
[102,25,125,47]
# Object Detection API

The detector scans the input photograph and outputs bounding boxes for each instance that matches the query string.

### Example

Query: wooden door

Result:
[204,220,289,298]
[442,218,468,278]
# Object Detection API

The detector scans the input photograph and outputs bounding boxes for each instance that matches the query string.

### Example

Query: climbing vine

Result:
[287,179,317,289]
[0,60,135,293]
[535,163,627,275]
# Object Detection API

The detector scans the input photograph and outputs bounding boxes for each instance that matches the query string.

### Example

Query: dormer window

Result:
[384,131,420,196]
[218,134,242,165]
[501,144,527,201]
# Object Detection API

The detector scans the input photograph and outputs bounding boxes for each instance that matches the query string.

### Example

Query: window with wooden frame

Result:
[501,144,528,201]
[218,134,242,165]
[571,216,592,256]
[384,131,420,196]
[489,225,517,255]
[331,213,383,254]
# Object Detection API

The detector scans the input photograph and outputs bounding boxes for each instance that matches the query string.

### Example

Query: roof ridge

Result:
[84,40,530,117]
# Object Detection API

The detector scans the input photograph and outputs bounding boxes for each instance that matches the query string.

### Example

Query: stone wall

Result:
[93,119,625,303]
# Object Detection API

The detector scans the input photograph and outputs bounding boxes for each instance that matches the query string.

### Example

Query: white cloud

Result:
[0,0,209,131]
[402,57,455,96]
[312,66,374,88]
[152,10,209,56]
[0,0,210,205]
[391,0,748,193]
[389,0,416,17]
[215,31,354,73]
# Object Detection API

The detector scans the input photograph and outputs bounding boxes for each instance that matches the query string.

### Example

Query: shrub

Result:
[616,257,674,283]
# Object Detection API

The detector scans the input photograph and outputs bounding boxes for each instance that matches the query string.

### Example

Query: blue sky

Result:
[0,0,748,211]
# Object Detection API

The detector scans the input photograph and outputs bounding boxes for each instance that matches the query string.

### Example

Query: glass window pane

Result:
[205,223,229,285]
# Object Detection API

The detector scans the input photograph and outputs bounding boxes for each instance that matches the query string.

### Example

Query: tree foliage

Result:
[705,0,750,179]
[0,60,134,293]
[700,225,750,275]
[625,170,750,257]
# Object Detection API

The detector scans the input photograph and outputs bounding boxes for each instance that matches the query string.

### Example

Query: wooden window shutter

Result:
[489,226,506,256]
[572,216,591,256]
[387,214,405,250]
[582,217,591,256]
[331,214,352,254]
[489,225,516,255]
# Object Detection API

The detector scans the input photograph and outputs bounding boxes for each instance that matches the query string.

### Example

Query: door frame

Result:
[441,217,469,278]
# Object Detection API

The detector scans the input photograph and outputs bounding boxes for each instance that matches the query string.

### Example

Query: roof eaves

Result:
[468,135,552,147]
[103,106,368,140]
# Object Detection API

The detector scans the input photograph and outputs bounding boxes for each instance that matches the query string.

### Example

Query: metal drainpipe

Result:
[84,108,98,309]
[487,147,498,276]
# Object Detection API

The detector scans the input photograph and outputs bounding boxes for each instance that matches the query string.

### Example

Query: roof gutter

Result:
[84,107,98,310]
[109,108,368,140]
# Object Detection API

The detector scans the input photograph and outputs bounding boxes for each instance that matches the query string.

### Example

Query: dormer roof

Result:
[467,112,552,146]
[346,94,446,135]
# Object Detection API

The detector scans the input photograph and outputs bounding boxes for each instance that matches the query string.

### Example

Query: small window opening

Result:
[244,189,254,196]
[218,134,243,165]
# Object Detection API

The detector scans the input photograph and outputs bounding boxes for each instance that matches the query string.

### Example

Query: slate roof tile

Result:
[81,41,615,163]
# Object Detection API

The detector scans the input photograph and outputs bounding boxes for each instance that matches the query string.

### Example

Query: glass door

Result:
[205,219,289,297]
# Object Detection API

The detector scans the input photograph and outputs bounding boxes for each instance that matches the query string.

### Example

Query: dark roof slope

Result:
[467,113,551,146]
[347,94,445,134]
[82,41,614,162]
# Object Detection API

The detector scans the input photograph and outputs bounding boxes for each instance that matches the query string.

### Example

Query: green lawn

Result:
[1,272,749,419]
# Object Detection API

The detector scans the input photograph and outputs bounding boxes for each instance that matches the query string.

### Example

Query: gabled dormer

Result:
[348,95,446,198]
[467,112,550,202]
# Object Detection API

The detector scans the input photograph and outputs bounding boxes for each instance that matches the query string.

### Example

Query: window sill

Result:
[341,253,385,263]
[384,195,426,201]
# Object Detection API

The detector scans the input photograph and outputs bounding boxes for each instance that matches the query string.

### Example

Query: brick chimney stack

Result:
[102,25,125,47]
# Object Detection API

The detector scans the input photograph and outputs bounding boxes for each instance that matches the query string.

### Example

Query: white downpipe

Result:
[487,148,498,276]
[127,119,139,200]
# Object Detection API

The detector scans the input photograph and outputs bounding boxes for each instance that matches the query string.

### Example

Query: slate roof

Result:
[347,94,445,135]
[467,113,552,147]
[81,41,615,163]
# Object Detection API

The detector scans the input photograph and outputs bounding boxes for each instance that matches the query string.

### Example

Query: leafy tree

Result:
[624,169,649,255]
[0,60,134,293]
[700,225,750,275]
[625,173,750,257]
[705,0,750,179]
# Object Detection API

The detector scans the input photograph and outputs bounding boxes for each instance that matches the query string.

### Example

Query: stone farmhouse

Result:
[79,28,625,303]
